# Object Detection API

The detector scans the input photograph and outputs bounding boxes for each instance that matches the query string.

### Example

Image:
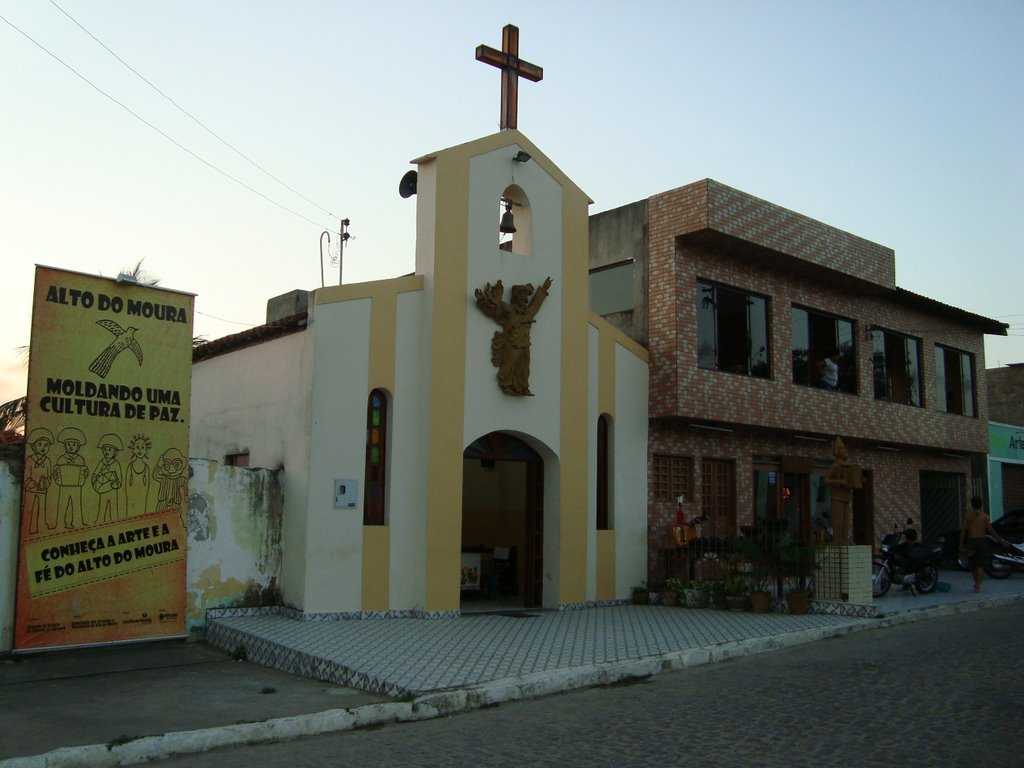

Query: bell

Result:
[499,202,516,234]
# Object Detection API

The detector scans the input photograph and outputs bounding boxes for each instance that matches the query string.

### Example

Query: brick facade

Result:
[593,178,1008,583]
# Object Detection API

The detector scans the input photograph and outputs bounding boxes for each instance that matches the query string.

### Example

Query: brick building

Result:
[987,364,1024,428]
[589,179,1008,581]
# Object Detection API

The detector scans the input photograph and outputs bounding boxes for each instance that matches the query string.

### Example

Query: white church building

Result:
[188,129,650,618]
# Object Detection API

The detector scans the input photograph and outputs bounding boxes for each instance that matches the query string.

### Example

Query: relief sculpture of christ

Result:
[474,277,552,396]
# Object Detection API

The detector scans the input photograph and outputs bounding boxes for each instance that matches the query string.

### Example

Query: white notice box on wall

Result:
[334,479,358,509]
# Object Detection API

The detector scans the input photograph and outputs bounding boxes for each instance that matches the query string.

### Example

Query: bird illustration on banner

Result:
[89,319,144,378]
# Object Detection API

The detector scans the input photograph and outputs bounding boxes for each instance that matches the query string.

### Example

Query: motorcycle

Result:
[872,518,942,597]
[957,537,1024,579]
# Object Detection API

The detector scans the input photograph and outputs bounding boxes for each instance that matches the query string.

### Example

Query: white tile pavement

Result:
[206,568,1021,699]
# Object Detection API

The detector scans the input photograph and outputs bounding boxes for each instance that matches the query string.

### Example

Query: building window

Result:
[596,414,611,530]
[791,306,857,393]
[697,281,770,378]
[653,454,693,503]
[872,328,922,406]
[363,389,388,526]
[935,345,975,417]
[225,451,249,467]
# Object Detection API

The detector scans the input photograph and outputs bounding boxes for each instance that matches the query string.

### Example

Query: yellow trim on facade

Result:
[361,525,391,611]
[316,275,423,305]
[423,153,471,613]
[412,131,593,205]
[368,291,397,392]
[558,183,592,605]
[595,530,616,601]
[588,313,649,362]
[598,328,616,419]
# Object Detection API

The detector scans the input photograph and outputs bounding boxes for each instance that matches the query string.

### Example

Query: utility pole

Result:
[339,218,351,285]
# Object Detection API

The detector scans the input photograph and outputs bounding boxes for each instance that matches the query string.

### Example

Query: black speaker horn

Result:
[399,170,418,198]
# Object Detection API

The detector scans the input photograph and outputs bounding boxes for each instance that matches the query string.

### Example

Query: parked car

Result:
[938,508,1024,566]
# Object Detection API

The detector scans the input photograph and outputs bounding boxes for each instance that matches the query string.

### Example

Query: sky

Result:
[1,0,1022,405]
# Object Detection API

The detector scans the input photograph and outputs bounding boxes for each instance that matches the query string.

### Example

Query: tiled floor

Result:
[208,605,855,697]
[207,569,1024,698]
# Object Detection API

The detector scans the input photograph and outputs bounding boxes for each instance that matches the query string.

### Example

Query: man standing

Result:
[960,496,1013,593]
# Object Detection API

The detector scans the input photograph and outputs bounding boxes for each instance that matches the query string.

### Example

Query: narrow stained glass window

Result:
[364,389,387,525]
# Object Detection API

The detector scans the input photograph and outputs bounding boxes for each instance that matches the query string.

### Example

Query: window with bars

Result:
[363,389,388,526]
[652,454,693,503]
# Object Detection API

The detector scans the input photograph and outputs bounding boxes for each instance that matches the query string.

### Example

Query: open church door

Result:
[463,432,544,609]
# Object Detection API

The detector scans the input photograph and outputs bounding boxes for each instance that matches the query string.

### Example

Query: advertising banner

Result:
[15,266,194,650]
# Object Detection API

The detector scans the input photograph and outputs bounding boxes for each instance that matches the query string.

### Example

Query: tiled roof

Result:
[892,288,1008,336]
[192,311,308,363]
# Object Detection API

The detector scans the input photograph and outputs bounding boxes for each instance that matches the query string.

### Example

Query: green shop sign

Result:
[990,422,1024,460]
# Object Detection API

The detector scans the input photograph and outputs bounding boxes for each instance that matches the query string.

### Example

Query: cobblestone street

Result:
[157,604,1023,767]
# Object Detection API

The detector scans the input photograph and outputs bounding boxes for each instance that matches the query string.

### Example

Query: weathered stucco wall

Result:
[186,459,283,632]
[1,446,24,652]
[0,452,282,651]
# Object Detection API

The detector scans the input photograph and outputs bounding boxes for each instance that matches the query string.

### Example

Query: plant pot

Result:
[749,591,772,614]
[711,591,728,609]
[786,590,809,615]
[663,590,678,607]
[683,588,709,609]
[632,590,649,605]
[726,595,747,611]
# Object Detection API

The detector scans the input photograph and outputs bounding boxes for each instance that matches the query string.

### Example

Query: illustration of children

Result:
[53,427,89,528]
[24,428,55,534]
[124,434,152,517]
[152,447,188,523]
[91,434,124,523]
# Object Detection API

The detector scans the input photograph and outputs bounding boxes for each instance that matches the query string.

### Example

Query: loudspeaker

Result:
[399,170,418,198]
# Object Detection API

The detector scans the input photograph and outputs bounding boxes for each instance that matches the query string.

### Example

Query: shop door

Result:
[701,459,736,539]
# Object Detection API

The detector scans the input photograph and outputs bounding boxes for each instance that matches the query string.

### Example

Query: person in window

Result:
[816,348,840,391]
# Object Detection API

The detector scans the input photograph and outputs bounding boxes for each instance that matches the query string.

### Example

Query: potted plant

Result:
[631,581,649,605]
[748,568,773,613]
[681,579,709,608]
[710,580,727,609]
[664,577,685,607]
[734,536,772,613]
[723,572,748,611]
[776,535,818,615]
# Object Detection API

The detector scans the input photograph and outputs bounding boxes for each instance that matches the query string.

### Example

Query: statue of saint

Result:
[474,277,552,396]
[824,436,855,545]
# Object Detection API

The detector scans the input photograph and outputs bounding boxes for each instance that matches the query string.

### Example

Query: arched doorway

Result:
[462,432,543,610]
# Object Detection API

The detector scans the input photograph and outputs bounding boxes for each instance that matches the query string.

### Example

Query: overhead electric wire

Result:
[48,0,337,221]
[195,310,260,327]
[0,12,333,233]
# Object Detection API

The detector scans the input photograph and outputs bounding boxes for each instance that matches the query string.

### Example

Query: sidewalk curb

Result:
[5,593,1021,768]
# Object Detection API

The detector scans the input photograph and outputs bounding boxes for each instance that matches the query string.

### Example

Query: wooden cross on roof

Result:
[475,24,543,130]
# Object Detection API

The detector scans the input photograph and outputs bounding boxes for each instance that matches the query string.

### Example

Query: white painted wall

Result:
[189,329,312,609]
[388,289,429,610]
[0,450,22,652]
[463,144,564,455]
[614,340,649,597]
[304,297,372,613]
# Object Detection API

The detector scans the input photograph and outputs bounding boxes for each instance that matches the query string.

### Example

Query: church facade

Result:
[189,131,649,616]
